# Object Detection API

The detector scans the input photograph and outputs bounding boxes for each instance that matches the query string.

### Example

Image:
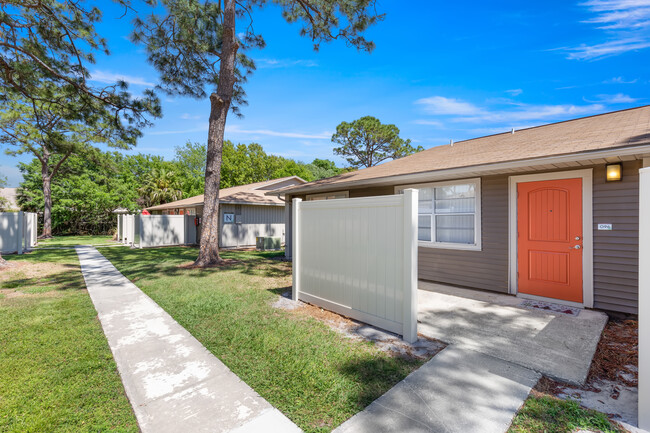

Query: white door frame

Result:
[508,169,594,308]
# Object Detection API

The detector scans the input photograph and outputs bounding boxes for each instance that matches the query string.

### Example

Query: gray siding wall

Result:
[592,161,640,313]
[287,161,641,313]
[415,175,510,292]
[219,204,285,247]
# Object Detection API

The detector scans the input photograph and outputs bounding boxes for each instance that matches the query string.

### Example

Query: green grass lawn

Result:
[509,394,625,433]
[0,250,138,433]
[36,235,117,248]
[101,247,424,433]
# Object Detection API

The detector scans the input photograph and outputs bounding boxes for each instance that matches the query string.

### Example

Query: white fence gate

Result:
[118,214,198,248]
[0,211,38,254]
[292,189,418,342]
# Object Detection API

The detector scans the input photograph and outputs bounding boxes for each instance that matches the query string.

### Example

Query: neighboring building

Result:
[0,187,19,211]
[147,176,306,248]
[273,106,650,315]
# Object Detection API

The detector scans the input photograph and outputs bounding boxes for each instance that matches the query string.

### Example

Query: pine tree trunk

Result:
[0,253,6,267]
[194,0,238,267]
[41,166,53,239]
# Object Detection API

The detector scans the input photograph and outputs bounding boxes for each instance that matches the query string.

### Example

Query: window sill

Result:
[418,241,482,251]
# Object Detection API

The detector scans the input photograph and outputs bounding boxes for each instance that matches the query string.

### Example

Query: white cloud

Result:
[89,70,155,87]
[604,76,638,83]
[564,0,650,59]
[147,124,332,139]
[180,113,203,120]
[586,93,638,103]
[506,89,523,96]
[225,125,331,139]
[148,127,207,136]
[413,119,444,127]
[254,58,319,68]
[581,0,650,29]
[415,96,484,115]
[565,38,650,60]
[415,95,606,125]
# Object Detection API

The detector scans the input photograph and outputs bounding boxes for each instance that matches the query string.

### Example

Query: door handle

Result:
[571,245,582,249]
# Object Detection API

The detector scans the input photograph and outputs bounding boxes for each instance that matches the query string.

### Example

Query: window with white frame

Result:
[306,191,349,201]
[398,179,481,249]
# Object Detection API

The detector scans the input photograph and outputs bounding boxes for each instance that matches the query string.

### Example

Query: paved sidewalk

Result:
[335,346,540,433]
[76,246,301,433]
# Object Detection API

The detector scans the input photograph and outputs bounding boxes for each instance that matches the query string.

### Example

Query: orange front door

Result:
[517,178,583,303]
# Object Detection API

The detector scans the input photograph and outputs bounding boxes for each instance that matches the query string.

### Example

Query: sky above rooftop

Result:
[1,0,649,186]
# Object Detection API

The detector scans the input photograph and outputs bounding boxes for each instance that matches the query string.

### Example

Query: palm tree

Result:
[138,168,183,207]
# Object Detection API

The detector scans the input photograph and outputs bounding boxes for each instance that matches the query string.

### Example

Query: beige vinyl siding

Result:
[592,161,640,314]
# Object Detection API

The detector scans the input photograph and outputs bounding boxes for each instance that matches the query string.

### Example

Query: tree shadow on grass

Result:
[1,266,84,293]
[100,246,291,283]
[337,350,423,412]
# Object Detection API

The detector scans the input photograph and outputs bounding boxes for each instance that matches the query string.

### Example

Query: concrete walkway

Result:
[335,346,540,433]
[418,282,608,385]
[76,246,300,433]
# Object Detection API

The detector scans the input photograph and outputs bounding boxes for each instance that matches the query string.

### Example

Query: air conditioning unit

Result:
[256,236,282,251]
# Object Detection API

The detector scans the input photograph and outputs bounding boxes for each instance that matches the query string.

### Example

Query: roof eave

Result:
[278,144,650,196]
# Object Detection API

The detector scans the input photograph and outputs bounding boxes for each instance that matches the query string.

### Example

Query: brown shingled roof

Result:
[147,176,305,211]
[277,105,650,195]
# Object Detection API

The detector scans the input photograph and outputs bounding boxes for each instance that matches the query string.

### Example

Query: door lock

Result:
[575,236,581,240]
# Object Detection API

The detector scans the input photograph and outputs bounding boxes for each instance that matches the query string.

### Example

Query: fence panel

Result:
[24,212,37,249]
[0,212,23,254]
[292,189,418,342]
[139,215,197,248]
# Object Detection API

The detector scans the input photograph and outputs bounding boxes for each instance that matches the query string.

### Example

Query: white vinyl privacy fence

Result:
[639,166,649,430]
[0,211,38,254]
[118,214,197,248]
[292,189,418,343]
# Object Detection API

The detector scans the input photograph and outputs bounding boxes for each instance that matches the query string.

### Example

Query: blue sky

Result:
[2,0,650,186]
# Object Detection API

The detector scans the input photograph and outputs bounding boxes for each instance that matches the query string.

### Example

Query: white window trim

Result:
[508,169,593,308]
[306,190,349,201]
[395,178,482,251]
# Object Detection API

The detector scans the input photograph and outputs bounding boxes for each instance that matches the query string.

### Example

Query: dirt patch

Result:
[178,259,241,269]
[535,318,638,427]
[273,291,446,360]
[0,260,82,294]
[0,260,77,281]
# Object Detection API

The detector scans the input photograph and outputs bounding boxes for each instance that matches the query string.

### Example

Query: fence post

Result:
[16,211,24,255]
[402,189,418,343]
[292,198,302,301]
[640,167,650,430]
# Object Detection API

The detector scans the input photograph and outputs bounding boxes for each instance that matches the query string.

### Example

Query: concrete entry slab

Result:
[418,282,608,385]
[76,246,301,433]
[334,346,540,433]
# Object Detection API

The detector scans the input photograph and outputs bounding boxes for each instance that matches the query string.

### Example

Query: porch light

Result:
[606,163,622,182]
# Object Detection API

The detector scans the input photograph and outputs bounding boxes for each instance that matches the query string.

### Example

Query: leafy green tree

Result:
[332,116,423,168]
[0,176,8,211]
[133,0,383,266]
[18,154,140,235]
[173,141,207,197]
[0,1,159,126]
[304,158,345,180]
[138,168,183,207]
[0,86,149,238]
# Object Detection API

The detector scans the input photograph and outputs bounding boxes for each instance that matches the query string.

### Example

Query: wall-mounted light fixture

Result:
[606,163,622,182]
